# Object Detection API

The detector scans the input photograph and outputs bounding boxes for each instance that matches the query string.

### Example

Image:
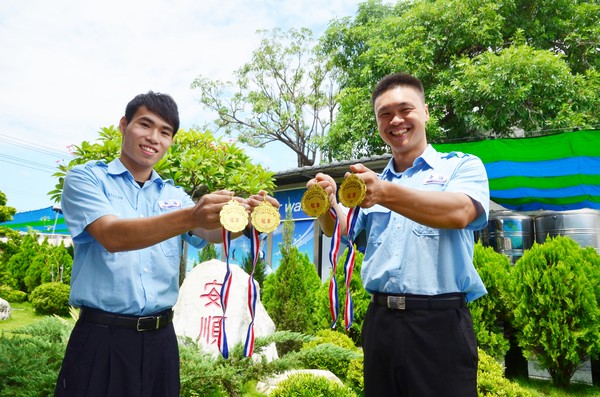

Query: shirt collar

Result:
[106,158,173,187]
[381,144,438,179]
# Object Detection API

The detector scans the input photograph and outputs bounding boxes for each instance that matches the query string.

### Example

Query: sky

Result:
[0,0,363,213]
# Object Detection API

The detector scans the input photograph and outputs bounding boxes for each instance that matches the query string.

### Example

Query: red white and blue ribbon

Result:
[243,227,260,357]
[218,228,233,358]
[343,206,360,332]
[327,207,342,328]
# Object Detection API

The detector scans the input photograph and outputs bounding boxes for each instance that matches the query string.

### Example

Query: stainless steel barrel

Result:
[534,209,600,253]
[480,211,535,264]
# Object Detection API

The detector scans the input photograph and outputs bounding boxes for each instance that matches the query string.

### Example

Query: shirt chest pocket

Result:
[365,207,392,246]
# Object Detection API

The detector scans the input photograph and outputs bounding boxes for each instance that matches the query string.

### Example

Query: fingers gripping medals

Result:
[338,173,366,208]
[301,184,330,217]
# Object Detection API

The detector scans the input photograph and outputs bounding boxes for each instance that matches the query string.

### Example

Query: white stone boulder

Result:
[173,259,278,361]
[0,297,10,320]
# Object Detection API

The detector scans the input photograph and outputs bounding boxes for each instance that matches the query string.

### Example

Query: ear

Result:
[424,104,430,123]
[118,116,127,133]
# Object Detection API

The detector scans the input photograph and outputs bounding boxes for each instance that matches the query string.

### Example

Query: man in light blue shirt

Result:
[55,91,278,397]
[309,73,489,396]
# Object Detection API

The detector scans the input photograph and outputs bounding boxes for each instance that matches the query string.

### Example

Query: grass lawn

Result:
[1,302,599,396]
[0,301,43,334]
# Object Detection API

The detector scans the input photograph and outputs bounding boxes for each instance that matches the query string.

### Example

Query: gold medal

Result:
[219,198,248,232]
[251,198,281,233]
[301,184,330,217]
[338,173,366,207]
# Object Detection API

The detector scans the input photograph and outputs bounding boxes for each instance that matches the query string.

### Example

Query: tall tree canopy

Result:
[49,126,275,203]
[319,0,600,161]
[192,28,338,167]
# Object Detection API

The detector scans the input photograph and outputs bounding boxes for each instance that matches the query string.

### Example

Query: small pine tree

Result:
[509,235,600,388]
[197,243,219,264]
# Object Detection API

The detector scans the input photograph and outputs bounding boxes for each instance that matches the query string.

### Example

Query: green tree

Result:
[509,235,600,388]
[192,27,338,167]
[319,0,600,160]
[0,190,16,223]
[262,246,321,354]
[196,243,219,264]
[6,231,40,292]
[469,242,512,360]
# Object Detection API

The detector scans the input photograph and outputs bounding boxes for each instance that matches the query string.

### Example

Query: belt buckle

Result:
[136,316,159,331]
[387,296,406,310]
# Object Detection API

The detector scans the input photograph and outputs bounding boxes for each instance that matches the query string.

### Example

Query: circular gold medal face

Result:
[338,174,366,207]
[301,184,330,217]
[219,200,248,232]
[251,200,281,233]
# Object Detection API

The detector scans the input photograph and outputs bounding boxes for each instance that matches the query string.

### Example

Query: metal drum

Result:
[534,209,600,253]
[480,211,535,264]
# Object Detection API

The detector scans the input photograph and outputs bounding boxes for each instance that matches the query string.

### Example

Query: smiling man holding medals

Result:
[307,73,489,396]
[55,91,279,397]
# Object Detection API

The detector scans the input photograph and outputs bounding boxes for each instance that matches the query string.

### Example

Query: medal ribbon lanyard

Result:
[218,228,233,358]
[343,206,360,331]
[327,207,341,328]
[243,227,260,357]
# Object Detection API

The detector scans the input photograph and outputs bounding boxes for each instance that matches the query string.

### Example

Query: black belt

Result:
[371,292,466,310]
[79,307,174,332]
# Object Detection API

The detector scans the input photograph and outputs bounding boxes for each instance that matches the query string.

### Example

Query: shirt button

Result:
[144,267,149,273]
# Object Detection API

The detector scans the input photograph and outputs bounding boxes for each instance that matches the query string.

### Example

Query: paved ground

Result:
[527,359,593,385]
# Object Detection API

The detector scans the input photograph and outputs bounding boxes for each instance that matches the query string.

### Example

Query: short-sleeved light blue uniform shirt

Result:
[354,145,490,302]
[61,159,207,315]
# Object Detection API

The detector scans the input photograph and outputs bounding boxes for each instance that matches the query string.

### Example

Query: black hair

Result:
[371,73,425,107]
[124,91,180,134]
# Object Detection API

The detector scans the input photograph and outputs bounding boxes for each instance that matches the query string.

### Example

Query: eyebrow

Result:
[138,115,174,133]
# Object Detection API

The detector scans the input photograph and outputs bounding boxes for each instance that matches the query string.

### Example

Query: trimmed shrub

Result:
[477,348,532,396]
[470,242,512,359]
[269,373,359,397]
[303,328,356,351]
[262,246,321,354]
[30,282,70,316]
[297,343,361,379]
[0,285,27,303]
[509,235,600,388]
[346,357,364,393]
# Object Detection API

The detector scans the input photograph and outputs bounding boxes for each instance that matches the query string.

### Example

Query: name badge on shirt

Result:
[159,199,183,209]
[424,173,448,185]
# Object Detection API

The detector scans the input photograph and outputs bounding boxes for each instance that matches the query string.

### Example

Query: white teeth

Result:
[390,129,408,136]
[141,145,157,153]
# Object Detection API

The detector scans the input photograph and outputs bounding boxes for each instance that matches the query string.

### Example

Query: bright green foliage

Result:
[297,343,362,379]
[0,227,21,285]
[300,329,360,380]
[470,242,512,359]
[6,231,39,292]
[197,243,219,264]
[5,232,72,294]
[477,348,533,396]
[262,246,321,354]
[0,190,16,224]
[269,373,359,397]
[346,357,364,393]
[24,240,72,293]
[509,236,600,388]
[49,126,275,203]
[29,282,71,316]
[0,316,71,397]
[312,249,370,346]
[319,0,600,160]
[0,285,27,303]
[192,27,337,168]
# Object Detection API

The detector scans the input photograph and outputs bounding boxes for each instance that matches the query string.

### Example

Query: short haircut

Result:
[124,91,180,134]
[371,73,425,107]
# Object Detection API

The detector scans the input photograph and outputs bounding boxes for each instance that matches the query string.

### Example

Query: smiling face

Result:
[118,106,174,181]
[374,85,430,172]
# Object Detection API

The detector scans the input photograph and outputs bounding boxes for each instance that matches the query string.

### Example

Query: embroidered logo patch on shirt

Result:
[424,173,448,185]
[159,199,183,209]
